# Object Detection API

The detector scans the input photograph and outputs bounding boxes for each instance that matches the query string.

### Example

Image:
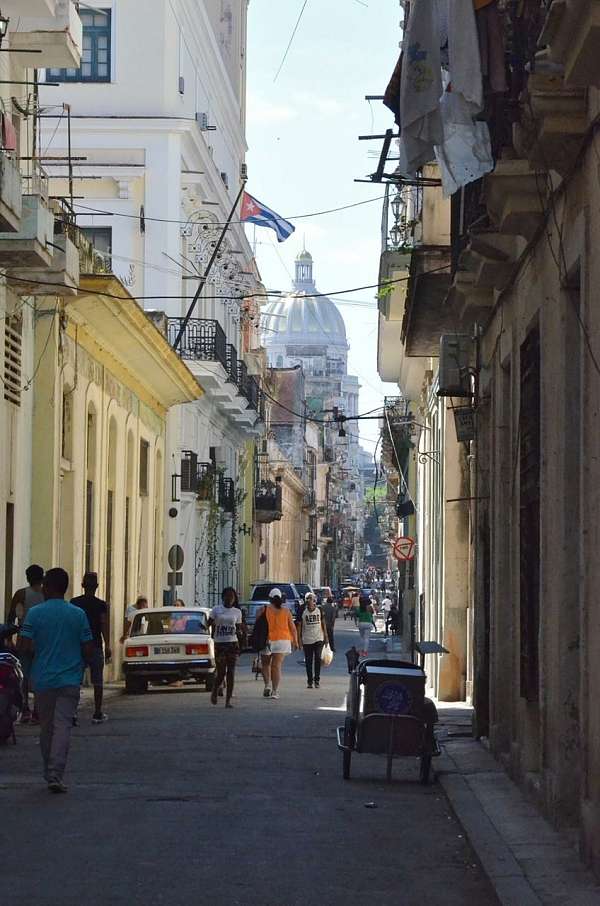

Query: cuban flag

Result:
[240,191,295,243]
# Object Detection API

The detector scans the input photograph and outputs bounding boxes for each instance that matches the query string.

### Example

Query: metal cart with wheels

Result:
[336,658,440,784]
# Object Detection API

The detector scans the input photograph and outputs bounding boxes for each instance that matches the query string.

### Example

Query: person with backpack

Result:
[254,589,298,700]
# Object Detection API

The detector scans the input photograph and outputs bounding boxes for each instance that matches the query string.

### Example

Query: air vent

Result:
[438,334,473,397]
[4,317,21,406]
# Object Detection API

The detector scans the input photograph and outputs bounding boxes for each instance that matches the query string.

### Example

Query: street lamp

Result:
[390,190,403,223]
[389,223,403,249]
[0,14,9,47]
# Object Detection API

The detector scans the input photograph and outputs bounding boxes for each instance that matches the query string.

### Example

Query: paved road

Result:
[1,621,498,905]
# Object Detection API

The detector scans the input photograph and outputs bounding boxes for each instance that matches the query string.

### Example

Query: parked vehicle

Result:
[122,607,215,694]
[0,624,23,745]
[249,581,311,617]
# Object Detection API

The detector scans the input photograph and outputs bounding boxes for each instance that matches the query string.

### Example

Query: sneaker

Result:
[225,701,234,709]
[314,681,320,689]
[48,779,68,794]
[92,713,108,724]
[307,683,313,689]
[263,688,272,698]
[271,692,280,700]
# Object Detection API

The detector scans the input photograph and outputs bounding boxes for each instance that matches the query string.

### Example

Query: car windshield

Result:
[251,583,295,602]
[295,584,312,598]
[131,611,208,637]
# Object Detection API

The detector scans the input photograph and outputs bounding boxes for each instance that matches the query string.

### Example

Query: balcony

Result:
[254,479,283,524]
[9,226,79,296]
[302,488,316,511]
[218,476,236,514]
[9,0,83,69]
[540,0,600,88]
[0,155,22,233]
[225,344,238,384]
[0,194,54,269]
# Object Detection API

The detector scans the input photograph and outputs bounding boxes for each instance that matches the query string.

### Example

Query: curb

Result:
[438,770,542,906]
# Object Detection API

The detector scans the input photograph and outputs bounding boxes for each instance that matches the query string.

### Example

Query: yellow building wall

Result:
[31,320,166,678]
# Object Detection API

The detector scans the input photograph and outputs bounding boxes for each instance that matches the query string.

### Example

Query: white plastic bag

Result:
[321,644,334,667]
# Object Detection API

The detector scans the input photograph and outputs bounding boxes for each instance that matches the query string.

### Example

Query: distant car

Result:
[249,581,312,617]
[122,607,215,694]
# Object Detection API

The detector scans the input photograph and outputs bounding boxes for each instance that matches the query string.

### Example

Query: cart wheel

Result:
[344,716,356,749]
[420,754,432,785]
[343,748,352,780]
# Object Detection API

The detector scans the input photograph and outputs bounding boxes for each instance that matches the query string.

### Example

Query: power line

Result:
[273,0,310,83]
[67,194,386,226]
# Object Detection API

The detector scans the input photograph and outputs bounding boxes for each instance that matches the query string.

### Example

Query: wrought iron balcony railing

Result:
[237,359,248,394]
[167,317,227,368]
[218,476,236,513]
[225,344,238,383]
[254,479,283,523]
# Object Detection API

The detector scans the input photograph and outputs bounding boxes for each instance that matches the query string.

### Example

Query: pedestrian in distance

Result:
[209,588,243,708]
[357,594,376,657]
[121,596,148,642]
[71,572,111,724]
[320,592,337,653]
[386,602,401,637]
[298,593,328,689]
[258,588,299,700]
[17,567,95,794]
[7,564,45,724]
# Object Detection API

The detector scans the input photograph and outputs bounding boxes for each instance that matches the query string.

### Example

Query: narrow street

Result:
[2,622,498,906]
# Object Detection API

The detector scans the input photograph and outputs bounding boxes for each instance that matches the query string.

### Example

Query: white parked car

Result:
[123,607,215,694]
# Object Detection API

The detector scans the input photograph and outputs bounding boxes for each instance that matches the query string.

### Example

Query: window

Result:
[139,440,149,496]
[4,316,21,407]
[81,227,112,269]
[48,10,111,82]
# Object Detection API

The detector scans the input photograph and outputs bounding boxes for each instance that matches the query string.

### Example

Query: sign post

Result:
[167,545,184,604]
[391,536,416,562]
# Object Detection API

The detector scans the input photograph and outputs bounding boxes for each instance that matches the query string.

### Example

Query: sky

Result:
[245,0,402,449]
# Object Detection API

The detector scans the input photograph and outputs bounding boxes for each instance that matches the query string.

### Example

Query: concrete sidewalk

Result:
[436,705,600,905]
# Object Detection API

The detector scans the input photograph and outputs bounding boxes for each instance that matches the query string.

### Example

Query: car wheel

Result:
[125,676,148,695]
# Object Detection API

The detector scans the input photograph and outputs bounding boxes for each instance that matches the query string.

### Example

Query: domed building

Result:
[262,249,359,430]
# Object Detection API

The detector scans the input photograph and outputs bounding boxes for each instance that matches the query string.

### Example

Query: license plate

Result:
[154,646,180,655]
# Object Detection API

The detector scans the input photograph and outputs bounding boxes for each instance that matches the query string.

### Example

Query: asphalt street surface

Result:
[2,620,498,905]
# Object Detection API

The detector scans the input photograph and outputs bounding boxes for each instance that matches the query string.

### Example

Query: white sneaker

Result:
[271,691,280,700]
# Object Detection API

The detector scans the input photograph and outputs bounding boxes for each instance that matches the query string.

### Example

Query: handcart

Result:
[336,658,440,784]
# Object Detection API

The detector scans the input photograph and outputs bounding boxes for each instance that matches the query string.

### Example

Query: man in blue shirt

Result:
[19,567,94,793]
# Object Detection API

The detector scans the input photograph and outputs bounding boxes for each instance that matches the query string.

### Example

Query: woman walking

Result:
[259,588,298,700]
[298,593,328,689]
[209,587,243,708]
[357,594,376,657]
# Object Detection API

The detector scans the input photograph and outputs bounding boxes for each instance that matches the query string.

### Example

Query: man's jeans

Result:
[303,642,324,685]
[35,686,80,782]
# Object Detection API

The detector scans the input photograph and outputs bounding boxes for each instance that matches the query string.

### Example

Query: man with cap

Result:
[71,572,111,723]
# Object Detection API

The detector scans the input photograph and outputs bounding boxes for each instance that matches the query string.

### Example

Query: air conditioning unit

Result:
[438,334,473,397]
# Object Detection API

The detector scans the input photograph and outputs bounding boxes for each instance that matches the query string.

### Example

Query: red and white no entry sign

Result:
[392,536,416,561]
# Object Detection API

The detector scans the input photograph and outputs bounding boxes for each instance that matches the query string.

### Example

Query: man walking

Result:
[320,593,337,653]
[71,572,111,724]
[18,568,94,793]
[7,564,45,722]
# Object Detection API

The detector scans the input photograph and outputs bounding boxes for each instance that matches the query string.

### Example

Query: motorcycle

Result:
[0,624,24,745]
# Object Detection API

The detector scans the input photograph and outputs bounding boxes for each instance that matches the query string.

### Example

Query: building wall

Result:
[478,120,600,869]
[31,320,166,676]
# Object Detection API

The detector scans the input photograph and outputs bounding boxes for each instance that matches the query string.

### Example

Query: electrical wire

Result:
[67,194,386,226]
[273,0,310,83]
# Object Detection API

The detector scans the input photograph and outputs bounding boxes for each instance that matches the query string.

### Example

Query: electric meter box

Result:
[438,334,473,397]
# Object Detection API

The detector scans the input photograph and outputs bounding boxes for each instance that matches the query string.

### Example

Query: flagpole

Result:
[173,179,247,352]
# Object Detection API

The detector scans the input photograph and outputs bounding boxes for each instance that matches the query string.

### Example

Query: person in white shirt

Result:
[298,593,329,689]
[209,588,243,708]
[121,596,148,642]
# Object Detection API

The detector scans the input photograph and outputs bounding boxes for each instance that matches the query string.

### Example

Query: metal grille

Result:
[245,375,260,411]
[167,318,227,368]
[225,344,238,383]
[218,476,235,513]
[3,317,21,406]
[519,326,541,702]
[237,359,248,394]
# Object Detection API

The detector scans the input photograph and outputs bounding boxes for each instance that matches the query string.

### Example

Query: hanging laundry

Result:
[476,0,507,94]
[383,53,403,128]
[448,0,484,113]
[397,0,443,176]
[1,113,17,152]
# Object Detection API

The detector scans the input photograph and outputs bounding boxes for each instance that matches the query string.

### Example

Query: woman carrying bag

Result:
[298,593,329,689]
